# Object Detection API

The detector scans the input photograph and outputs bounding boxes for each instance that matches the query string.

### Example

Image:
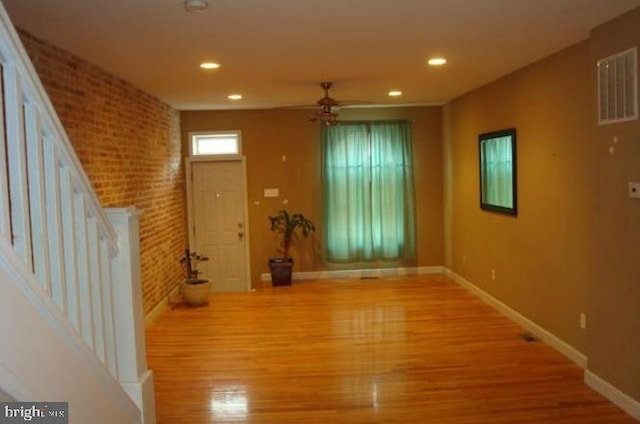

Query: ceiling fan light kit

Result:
[314,110,338,126]
[311,82,347,125]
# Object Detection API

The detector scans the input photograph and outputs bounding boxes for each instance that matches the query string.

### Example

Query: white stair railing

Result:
[0,2,154,423]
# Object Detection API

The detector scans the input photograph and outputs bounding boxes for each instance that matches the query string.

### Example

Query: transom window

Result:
[190,131,241,157]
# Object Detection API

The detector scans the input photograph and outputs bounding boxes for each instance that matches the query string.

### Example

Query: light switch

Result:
[264,188,279,198]
[629,182,640,199]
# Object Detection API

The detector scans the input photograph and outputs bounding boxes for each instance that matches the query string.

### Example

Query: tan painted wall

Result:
[588,6,640,401]
[180,106,444,284]
[445,41,592,353]
[446,5,640,404]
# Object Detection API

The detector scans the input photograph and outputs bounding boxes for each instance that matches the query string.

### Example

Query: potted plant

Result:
[268,209,316,286]
[179,249,212,306]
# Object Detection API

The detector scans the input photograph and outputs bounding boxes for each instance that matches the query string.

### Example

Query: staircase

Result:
[0,3,154,423]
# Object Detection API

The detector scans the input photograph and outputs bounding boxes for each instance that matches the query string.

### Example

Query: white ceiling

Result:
[3,0,640,110]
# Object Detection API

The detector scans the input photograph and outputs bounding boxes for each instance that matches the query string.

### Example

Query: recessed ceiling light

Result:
[184,0,208,13]
[228,94,242,100]
[200,62,220,70]
[428,57,447,66]
[388,90,403,97]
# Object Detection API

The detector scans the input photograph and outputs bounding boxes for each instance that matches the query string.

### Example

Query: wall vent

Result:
[597,47,638,125]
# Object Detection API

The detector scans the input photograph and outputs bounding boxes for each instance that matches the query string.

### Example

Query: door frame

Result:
[185,155,252,291]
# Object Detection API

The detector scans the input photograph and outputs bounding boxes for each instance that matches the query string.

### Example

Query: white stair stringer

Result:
[0,239,140,423]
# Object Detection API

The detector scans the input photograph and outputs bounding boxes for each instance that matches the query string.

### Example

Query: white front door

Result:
[189,160,250,292]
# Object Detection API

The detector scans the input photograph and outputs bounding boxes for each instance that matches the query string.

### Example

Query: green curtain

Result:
[322,121,416,263]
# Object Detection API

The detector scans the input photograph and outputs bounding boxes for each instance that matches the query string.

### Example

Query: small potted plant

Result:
[179,249,212,306]
[268,209,315,286]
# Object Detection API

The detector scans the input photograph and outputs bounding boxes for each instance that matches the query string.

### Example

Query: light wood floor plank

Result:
[146,274,636,423]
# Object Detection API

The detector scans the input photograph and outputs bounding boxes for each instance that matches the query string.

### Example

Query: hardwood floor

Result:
[146,275,635,423]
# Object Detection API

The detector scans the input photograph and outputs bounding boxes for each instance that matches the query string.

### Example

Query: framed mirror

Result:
[479,128,517,215]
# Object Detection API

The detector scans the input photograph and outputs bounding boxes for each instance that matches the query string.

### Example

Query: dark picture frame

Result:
[479,128,517,216]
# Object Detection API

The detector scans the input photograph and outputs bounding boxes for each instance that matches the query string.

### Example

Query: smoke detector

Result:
[184,0,208,12]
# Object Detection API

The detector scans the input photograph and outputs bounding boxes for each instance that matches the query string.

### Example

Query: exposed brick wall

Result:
[19,30,188,316]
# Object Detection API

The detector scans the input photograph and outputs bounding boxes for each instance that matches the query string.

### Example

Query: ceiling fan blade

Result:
[335,100,375,106]
[275,104,318,110]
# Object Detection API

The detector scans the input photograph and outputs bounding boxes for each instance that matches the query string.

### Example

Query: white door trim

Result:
[185,156,252,291]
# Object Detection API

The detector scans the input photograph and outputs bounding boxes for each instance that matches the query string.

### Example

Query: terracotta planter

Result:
[180,279,212,306]
[268,258,293,287]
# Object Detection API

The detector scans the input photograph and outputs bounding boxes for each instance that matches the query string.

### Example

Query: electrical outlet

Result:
[491,269,496,280]
[580,313,587,329]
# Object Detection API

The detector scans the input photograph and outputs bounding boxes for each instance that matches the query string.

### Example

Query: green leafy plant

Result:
[179,249,209,284]
[268,209,316,258]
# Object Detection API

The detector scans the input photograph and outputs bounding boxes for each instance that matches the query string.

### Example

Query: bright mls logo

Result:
[1,402,67,423]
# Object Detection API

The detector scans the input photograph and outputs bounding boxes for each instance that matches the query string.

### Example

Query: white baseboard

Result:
[260,265,445,282]
[144,285,180,329]
[444,269,588,369]
[585,370,640,420]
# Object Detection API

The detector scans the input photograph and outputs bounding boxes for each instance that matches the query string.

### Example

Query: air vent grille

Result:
[597,47,638,125]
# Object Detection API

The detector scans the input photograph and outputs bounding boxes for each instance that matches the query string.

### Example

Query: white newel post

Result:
[106,207,156,424]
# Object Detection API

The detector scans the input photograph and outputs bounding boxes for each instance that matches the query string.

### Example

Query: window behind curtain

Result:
[322,121,416,263]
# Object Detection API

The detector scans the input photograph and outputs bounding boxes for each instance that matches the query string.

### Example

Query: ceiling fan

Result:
[279,81,370,125]
[312,82,340,126]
